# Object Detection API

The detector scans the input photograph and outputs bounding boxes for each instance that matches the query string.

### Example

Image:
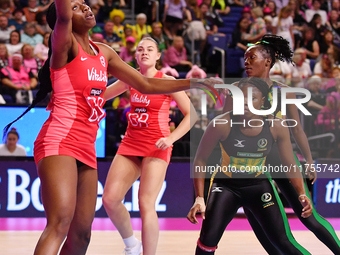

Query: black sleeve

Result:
[28,71,36,79]
[213,9,224,27]
[0,68,9,80]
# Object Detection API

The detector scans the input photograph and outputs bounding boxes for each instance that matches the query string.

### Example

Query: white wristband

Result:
[191,196,206,212]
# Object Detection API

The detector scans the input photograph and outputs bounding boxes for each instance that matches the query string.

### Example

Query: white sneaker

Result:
[123,240,143,255]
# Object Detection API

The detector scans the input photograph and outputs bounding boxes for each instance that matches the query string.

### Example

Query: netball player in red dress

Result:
[24,1,211,255]
[102,37,197,255]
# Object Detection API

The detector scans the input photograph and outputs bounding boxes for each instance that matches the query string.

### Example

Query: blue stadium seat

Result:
[2,94,14,104]
[178,72,187,79]
[309,59,316,72]
[222,16,240,23]
[228,12,242,18]
[223,22,237,29]
[218,26,234,34]
[226,48,245,76]
[32,89,39,99]
[207,35,228,50]
[225,34,232,47]
[230,6,244,13]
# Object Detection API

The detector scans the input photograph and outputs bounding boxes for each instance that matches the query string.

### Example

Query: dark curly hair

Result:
[254,34,294,68]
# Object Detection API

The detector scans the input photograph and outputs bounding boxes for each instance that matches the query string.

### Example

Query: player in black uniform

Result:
[187,77,313,255]
[224,34,340,255]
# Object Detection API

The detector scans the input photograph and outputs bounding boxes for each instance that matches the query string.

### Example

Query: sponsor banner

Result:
[0,159,193,217]
[314,159,340,217]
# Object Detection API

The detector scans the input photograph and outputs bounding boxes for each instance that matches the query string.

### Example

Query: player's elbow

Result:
[290,124,304,136]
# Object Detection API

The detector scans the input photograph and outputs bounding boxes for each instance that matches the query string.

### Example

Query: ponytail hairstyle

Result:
[254,34,294,68]
[3,2,56,139]
[238,77,282,117]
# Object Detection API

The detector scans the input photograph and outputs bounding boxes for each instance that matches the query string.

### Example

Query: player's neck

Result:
[139,66,158,78]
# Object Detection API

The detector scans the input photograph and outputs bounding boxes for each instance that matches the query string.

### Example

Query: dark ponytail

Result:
[3,2,56,140]
[255,34,294,68]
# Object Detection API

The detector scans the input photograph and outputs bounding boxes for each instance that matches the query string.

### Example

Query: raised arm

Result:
[187,114,230,224]
[275,122,313,218]
[51,0,74,69]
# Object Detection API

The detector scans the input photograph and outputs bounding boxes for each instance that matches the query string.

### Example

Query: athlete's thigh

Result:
[138,157,168,203]
[200,182,241,247]
[274,177,304,211]
[37,155,78,219]
[104,154,142,200]
[69,165,98,231]
[243,180,288,241]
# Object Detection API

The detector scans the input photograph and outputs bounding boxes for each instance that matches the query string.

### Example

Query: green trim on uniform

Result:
[265,171,311,255]
[293,154,340,247]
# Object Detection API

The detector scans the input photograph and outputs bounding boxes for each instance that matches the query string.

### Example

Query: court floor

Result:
[1,217,340,254]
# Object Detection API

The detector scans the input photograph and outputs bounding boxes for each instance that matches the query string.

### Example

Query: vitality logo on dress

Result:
[87,68,108,82]
[131,93,150,106]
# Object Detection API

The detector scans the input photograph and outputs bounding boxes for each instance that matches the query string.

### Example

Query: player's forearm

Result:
[55,0,72,21]
[143,77,191,94]
[193,159,207,198]
[286,170,307,196]
[290,125,313,162]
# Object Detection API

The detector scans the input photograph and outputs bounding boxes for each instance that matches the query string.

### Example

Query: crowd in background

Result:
[0,0,338,158]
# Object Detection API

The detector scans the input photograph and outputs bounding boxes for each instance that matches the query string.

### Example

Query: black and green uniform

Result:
[244,83,340,255]
[197,118,310,255]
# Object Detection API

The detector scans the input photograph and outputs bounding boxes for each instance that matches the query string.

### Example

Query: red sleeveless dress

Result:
[117,71,173,163]
[34,41,107,169]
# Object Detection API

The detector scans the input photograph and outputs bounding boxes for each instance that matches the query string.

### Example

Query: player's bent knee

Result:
[102,191,124,211]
